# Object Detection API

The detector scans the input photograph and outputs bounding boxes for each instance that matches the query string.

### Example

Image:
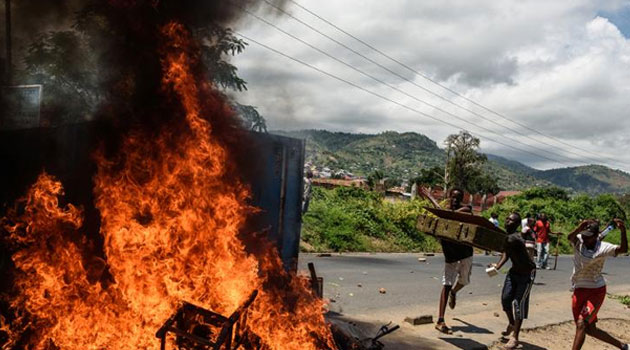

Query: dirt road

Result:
[489,319,630,350]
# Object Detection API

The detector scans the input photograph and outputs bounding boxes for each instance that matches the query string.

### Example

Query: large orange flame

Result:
[1,22,335,350]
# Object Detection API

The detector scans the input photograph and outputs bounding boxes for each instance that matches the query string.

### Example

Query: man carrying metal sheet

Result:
[420,188,473,334]
[489,212,536,349]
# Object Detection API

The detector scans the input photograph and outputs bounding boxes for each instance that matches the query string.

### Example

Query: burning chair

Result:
[156,290,259,350]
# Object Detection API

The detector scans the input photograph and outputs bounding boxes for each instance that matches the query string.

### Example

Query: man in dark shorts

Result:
[490,212,536,349]
[420,187,473,334]
[568,219,628,350]
[522,217,537,260]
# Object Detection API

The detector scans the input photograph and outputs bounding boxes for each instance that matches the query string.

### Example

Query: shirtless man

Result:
[490,212,536,349]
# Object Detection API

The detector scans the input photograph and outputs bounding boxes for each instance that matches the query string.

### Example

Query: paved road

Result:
[298,253,630,316]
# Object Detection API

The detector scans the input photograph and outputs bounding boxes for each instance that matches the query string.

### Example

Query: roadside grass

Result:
[608,294,630,307]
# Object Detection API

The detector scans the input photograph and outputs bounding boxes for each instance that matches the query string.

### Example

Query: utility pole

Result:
[5,0,12,84]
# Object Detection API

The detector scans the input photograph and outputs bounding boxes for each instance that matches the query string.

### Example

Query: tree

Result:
[234,103,268,133]
[367,170,384,191]
[412,166,444,187]
[17,8,266,130]
[522,187,569,201]
[384,177,402,189]
[21,31,100,125]
[469,173,500,195]
[444,131,487,192]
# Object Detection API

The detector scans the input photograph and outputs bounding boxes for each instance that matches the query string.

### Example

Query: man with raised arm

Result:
[489,212,536,349]
[419,187,473,334]
[568,219,629,350]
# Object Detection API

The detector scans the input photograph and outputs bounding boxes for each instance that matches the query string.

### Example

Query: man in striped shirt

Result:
[568,219,628,350]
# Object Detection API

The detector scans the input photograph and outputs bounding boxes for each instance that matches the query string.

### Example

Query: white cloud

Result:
[231,0,630,171]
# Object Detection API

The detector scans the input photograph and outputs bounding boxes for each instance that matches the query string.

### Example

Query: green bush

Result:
[302,187,438,252]
[302,186,628,254]
[485,189,628,254]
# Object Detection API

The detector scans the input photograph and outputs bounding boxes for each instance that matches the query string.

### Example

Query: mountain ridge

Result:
[273,129,630,194]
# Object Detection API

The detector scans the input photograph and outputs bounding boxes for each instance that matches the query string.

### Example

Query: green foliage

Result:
[274,130,445,181]
[444,131,498,194]
[196,26,249,92]
[536,165,630,195]
[22,31,99,124]
[469,173,500,195]
[412,166,444,187]
[384,177,402,189]
[233,103,267,133]
[367,170,384,190]
[486,188,628,253]
[17,6,266,128]
[521,187,569,201]
[609,294,630,307]
[277,130,630,194]
[302,187,439,252]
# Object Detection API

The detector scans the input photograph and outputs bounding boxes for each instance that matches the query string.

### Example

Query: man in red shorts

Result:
[568,219,628,350]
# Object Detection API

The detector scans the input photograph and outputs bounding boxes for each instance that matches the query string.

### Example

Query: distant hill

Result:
[273,130,444,179]
[535,165,630,194]
[273,130,630,194]
[484,154,553,190]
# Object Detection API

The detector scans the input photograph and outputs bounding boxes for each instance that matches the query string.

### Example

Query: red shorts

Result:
[572,286,606,324]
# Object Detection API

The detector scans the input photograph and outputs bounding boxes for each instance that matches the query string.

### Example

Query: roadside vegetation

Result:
[301,130,630,254]
[609,294,630,307]
[485,187,628,254]
[301,186,629,254]
[301,186,439,252]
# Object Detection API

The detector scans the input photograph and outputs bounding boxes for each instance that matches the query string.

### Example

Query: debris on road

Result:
[329,319,400,350]
[379,288,387,294]
[357,283,362,288]
[418,257,427,262]
[404,315,433,326]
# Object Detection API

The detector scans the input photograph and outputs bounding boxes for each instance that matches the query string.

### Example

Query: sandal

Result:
[505,336,518,349]
[435,322,452,334]
[448,291,456,310]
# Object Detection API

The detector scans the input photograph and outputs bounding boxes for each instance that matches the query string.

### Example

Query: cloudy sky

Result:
[231,0,630,172]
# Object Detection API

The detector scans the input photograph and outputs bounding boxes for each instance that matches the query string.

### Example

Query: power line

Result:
[235,32,585,167]
[282,0,617,165]
[242,8,587,167]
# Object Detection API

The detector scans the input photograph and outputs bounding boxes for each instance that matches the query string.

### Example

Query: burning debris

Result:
[329,320,400,350]
[155,290,259,350]
[0,1,336,350]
